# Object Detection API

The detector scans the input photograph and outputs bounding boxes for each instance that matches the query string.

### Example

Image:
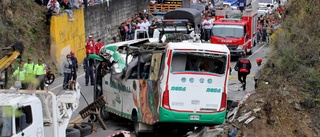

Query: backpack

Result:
[238,59,251,73]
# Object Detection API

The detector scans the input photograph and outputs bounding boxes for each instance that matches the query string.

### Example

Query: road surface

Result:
[49,43,270,137]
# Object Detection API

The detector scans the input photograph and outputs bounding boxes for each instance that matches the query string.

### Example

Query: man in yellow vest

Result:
[34,59,46,90]
[13,65,27,89]
[24,58,34,76]
[24,58,34,88]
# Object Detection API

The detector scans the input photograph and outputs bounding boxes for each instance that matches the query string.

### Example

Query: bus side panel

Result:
[132,80,161,124]
[120,79,139,119]
[103,74,123,117]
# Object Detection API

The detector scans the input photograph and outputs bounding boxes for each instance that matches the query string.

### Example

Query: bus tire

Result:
[66,127,81,137]
[132,111,141,136]
[100,105,113,120]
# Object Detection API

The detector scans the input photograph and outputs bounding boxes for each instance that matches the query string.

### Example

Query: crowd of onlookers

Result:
[117,11,161,42]
[34,0,106,25]
[257,5,285,44]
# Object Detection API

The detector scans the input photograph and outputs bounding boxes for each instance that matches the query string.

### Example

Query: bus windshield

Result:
[0,106,13,137]
[171,52,227,75]
[212,24,244,38]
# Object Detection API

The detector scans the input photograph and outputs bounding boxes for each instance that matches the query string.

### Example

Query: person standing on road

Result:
[24,58,34,76]
[23,58,35,88]
[34,59,47,90]
[86,35,95,53]
[60,54,73,90]
[95,39,103,55]
[83,50,95,86]
[202,15,213,42]
[254,58,263,89]
[13,65,27,89]
[70,51,78,81]
[234,53,252,91]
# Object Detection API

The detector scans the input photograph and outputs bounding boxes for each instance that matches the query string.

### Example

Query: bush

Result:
[262,0,320,106]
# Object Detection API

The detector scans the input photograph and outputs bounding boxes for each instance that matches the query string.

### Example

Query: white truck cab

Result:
[0,83,81,137]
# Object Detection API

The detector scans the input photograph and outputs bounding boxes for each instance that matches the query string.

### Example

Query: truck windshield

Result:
[212,25,244,38]
[0,106,13,137]
[171,52,227,75]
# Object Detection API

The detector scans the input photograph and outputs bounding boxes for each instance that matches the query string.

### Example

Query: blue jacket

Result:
[83,57,95,69]
[71,56,78,71]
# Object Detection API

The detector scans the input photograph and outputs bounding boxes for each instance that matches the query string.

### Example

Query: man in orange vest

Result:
[234,53,251,91]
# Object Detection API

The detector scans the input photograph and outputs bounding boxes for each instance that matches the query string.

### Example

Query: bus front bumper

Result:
[159,107,226,125]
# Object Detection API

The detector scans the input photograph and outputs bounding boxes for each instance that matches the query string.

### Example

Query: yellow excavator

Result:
[0,42,24,89]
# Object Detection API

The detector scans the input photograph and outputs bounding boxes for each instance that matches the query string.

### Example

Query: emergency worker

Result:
[34,59,47,90]
[234,53,251,91]
[70,51,78,81]
[13,65,27,89]
[24,58,34,76]
[83,50,95,86]
[95,39,103,55]
[61,54,73,90]
[86,35,95,53]
[254,58,262,89]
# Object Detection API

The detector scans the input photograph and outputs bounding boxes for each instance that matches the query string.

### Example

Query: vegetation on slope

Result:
[235,0,320,136]
[0,0,50,64]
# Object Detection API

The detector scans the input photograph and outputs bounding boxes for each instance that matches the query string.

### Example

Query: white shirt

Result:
[267,7,273,14]
[202,19,213,29]
[137,22,144,30]
[142,21,151,30]
[254,65,262,80]
[47,1,60,14]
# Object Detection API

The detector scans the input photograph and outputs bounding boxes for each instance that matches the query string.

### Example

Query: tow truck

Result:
[0,43,89,137]
[211,0,259,57]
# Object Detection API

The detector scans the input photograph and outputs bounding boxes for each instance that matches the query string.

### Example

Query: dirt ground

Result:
[219,82,319,137]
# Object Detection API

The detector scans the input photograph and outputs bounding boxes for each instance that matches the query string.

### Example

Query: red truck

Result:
[211,0,258,57]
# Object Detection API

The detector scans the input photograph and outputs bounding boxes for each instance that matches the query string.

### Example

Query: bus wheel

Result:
[100,106,113,120]
[132,112,141,136]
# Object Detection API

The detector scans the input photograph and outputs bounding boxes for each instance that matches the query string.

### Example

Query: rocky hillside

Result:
[228,0,320,136]
[0,0,51,66]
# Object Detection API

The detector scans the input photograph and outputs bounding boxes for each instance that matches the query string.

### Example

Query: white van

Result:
[92,38,230,136]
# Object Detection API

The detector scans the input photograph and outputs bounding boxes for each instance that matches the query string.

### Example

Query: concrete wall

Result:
[84,0,149,44]
[50,0,148,69]
[50,9,86,69]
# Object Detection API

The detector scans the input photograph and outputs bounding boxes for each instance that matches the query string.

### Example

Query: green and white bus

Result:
[92,38,230,135]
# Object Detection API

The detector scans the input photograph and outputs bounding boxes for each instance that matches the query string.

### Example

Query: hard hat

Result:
[89,35,93,38]
[70,50,75,55]
[256,58,262,63]
[66,54,71,58]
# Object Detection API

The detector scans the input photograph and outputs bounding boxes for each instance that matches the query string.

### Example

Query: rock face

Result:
[0,0,48,49]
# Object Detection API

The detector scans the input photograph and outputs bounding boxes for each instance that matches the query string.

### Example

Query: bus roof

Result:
[167,42,230,54]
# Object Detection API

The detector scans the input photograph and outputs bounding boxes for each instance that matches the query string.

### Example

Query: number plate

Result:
[190,115,199,120]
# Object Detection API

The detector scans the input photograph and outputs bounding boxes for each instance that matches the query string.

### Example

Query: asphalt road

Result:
[49,43,270,137]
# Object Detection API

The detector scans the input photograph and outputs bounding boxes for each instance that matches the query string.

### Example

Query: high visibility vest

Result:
[34,64,46,75]
[24,62,34,74]
[13,69,26,81]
